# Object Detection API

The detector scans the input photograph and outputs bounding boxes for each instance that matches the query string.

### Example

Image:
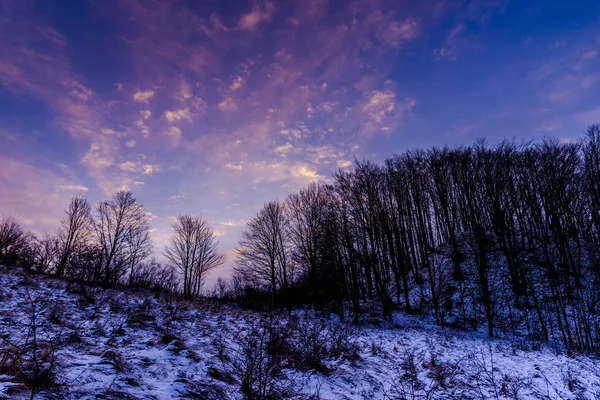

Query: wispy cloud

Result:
[237,2,275,31]
[57,184,89,192]
[1,0,598,284]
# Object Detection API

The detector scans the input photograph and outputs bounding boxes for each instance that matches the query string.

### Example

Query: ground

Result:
[0,267,599,399]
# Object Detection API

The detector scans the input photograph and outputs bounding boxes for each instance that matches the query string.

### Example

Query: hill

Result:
[1,267,599,399]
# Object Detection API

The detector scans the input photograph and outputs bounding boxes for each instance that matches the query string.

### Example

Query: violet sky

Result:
[1,0,599,281]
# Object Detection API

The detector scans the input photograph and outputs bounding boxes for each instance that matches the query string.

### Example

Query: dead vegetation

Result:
[1,268,600,399]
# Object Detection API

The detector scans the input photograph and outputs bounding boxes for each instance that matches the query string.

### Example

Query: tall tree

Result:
[94,191,152,286]
[286,183,330,307]
[234,201,290,306]
[164,215,224,298]
[56,195,93,278]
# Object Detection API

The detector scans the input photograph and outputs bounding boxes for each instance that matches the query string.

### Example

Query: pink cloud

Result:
[133,89,155,102]
[0,155,86,232]
[0,0,445,246]
[237,2,276,31]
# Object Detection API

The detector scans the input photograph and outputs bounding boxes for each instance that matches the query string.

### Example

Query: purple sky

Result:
[1,0,599,281]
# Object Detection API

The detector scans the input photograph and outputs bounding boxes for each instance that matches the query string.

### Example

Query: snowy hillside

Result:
[1,267,599,400]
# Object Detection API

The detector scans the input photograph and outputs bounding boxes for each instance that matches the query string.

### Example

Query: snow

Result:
[1,267,599,399]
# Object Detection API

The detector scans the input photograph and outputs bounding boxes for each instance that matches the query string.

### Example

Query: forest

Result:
[2,125,600,353]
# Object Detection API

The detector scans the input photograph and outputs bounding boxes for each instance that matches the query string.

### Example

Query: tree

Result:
[32,233,60,274]
[234,201,290,307]
[164,215,224,298]
[55,195,93,278]
[287,183,346,312]
[0,216,29,266]
[94,191,152,286]
[286,184,328,304]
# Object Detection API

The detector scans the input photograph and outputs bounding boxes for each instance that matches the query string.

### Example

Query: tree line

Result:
[0,192,224,297]
[3,125,600,350]
[233,125,600,350]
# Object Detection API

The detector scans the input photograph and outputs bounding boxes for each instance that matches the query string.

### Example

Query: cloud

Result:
[220,220,246,228]
[217,97,237,112]
[337,160,352,168]
[39,26,67,47]
[433,24,467,60]
[57,184,89,192]
[221,160,325,187]
[165,108,192,122]
[237,2,275,31]
[224,162,243,171]
[0,0,504,276]
[362,90,397,123]
[178,81,193,101]
[118,161,138,173]
[136,119,151,137]
[80,138,146,195]
[133,89,154,102]
[70,81,93,101]
[230,76,244,91]
[274,143,293,155]
[118,161,156,175]
[166,126,182,144]
[101,128,120,136]
[292,165,325,181]
[82,142,115,170]
[0,155,83,231]
[373,15,420,48]
[0,8,146,198]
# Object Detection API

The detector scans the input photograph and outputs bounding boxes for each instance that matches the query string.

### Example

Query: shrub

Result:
[0,290,64,397]
[286,318,358,372]
[222,318,302,399]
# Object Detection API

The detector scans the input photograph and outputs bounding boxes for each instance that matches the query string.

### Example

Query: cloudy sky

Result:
[1,0,599,280]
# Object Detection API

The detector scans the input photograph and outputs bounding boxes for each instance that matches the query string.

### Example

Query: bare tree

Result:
[129,259,179,293]
[164,215,224,298]
[286,183,337,310]
[32,233,60,274]
[55,195,93,278]
[94,191,152,286]
[0,216,29,266]
[125,219,154,287]
[234,201,290,307]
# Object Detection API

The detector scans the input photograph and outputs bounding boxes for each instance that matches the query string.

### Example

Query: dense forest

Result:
[2,125,600,352]
[233,124,600,350]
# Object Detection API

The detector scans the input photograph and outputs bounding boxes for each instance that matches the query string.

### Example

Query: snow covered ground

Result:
[1,267,599,399]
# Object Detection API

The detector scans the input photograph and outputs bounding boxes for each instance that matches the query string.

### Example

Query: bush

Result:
[126,297,156,326]
[387,344,467,399]
[222,318,302,399]
[286,318,358,372]
[0,290,64,397]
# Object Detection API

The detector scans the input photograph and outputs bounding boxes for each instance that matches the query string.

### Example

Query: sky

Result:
[1,0,600,282]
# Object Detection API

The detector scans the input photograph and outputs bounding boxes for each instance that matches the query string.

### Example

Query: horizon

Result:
[1,0,600,283]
